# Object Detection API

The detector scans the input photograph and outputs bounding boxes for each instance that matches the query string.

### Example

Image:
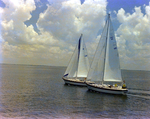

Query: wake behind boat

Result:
[86,14,128,94]
[62,34,90,86]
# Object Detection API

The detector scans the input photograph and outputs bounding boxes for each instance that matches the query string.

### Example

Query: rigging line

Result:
[102,14,110,84]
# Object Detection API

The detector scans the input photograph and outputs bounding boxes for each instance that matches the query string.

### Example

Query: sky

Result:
[0,0,150,70]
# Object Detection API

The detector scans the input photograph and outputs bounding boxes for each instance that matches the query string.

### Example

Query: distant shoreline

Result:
[0,63,149,71]
[0,63,66,68]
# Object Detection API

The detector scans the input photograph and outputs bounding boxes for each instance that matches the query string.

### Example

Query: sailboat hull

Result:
[62,77,86,86]
[86,83,128,95]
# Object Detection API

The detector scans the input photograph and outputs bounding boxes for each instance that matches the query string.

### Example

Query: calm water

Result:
[0,64,150,119]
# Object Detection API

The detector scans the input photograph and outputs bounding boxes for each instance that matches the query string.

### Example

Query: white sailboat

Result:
[62,34,90,86]
[86,14,128,94]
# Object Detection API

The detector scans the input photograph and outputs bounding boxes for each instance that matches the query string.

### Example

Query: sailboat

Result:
[62,34,90,86]
[86,14,128,95]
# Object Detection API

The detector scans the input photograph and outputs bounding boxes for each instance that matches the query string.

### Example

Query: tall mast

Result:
[76,34,83,79]
[102,14,110,84]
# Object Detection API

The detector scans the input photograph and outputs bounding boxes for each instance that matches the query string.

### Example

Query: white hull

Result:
[62,77,86,86]
[86,83,128,95]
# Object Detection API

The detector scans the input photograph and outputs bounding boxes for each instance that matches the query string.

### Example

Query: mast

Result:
[76,34,83,79]
[102,14,110,84]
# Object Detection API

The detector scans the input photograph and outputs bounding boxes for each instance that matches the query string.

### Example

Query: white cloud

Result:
[1,0,150,70]
[37,0,107,42]
[36,0,107,65]
[1,0,107,66]
[116,3,150,70]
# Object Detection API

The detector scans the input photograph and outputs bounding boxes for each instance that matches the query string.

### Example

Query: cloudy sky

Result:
[0,0,150,70]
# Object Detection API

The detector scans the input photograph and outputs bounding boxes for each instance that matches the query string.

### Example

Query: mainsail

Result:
[64,34,90,78]
[87,14,122,83]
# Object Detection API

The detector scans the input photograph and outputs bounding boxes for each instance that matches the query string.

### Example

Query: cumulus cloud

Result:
[116,3,150,70]
[37,0,107,65]
[37,0,106,42]
[1,0,149,70]
[1,0,107,66]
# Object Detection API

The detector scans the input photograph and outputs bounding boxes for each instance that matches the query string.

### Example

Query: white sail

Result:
[87,14,122,83]
[103,16,122,82]
[64,45,78,77]
[64,34,90,78]
[87,20,108,82]
[77,38,90,77]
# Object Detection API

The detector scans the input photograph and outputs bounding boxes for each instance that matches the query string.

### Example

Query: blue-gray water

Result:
[0,64,150,118]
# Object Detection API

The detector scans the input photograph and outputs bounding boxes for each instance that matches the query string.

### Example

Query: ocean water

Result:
[0,64,150,119]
